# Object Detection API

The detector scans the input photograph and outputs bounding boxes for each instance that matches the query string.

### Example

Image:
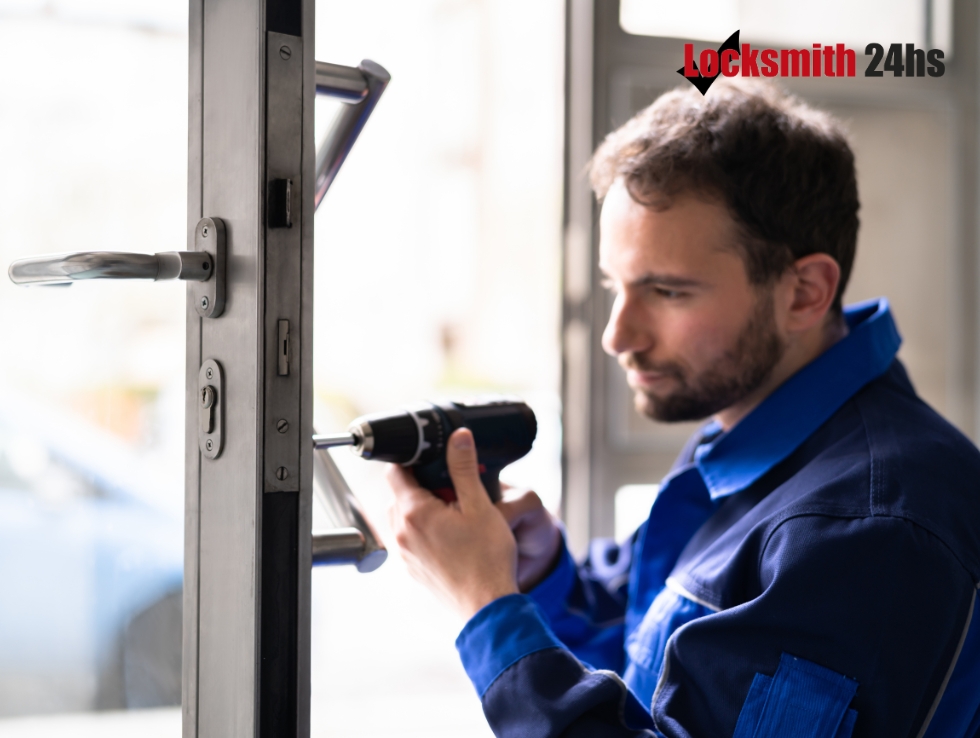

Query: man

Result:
[387,81,980,737]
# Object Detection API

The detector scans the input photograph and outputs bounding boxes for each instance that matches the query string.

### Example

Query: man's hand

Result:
[497,487,563,592]
[387,427,520,621]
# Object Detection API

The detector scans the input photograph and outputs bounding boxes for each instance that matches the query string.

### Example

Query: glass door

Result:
[0,4,188,734]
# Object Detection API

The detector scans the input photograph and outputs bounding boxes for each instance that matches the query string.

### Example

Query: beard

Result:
[624,290,786,423]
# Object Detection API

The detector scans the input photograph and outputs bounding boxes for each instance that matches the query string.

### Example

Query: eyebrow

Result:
[599,269,703,289]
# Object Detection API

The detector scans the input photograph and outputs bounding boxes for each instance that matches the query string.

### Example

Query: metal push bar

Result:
[314,60,390,209]
[311,441,386,571]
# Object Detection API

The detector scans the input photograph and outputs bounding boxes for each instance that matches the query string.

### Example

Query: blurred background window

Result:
[309,2,562,735]
[619,0,953,52]
[0,0,188,731]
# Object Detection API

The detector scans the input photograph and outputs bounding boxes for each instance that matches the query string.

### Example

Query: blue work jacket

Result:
[455,298,980,738]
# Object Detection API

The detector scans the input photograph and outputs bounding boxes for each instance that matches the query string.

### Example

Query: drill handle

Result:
[413,459,504,504]
[480,471,502,504]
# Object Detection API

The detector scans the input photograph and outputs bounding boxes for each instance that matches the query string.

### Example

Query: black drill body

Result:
[348,399,536,502]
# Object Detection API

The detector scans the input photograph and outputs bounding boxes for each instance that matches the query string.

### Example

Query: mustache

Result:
[620,353,686,379]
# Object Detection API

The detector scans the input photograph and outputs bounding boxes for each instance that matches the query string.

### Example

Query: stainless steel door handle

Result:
[8,216,227,318]
[311,437,387,572]
[8,250,212,285]
[314,59,390,209]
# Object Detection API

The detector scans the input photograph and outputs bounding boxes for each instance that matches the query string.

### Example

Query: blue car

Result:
[0,391,183,716]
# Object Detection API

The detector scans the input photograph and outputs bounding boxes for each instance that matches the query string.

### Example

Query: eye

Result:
[641,283,688,300]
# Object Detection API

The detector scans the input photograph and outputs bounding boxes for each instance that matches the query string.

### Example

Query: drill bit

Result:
[312,432,358,449]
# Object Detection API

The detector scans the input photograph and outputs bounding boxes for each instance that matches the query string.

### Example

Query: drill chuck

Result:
[341,399,537,502]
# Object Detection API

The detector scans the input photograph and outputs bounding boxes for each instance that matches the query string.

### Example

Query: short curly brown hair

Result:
[589,80,859,311]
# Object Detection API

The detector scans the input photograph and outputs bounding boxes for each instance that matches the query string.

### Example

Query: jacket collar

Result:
[692,297,902,501]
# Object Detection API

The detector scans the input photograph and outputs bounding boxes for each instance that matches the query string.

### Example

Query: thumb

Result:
[446,428,488,511]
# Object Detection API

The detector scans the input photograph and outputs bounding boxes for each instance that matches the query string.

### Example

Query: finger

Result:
[386,503,402,543]
[500,484,530,502]
[445,427,488,512]
[496,489,544,525]
[386,463,438,512]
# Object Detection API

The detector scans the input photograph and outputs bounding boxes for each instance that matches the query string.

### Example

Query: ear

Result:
[783,253,842,333]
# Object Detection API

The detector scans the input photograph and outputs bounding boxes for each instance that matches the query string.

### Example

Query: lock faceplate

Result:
[198,358,223,459]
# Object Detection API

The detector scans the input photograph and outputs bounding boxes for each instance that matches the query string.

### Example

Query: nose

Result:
[601,290,652,357]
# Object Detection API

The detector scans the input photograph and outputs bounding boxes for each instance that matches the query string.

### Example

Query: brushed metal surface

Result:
[183,2,285,737]
[8,250,212,285]
[311,445,387,572]
[197,359,224,459]
[191,217,226,318]
[313,59,390,209]
[263,31,303,495]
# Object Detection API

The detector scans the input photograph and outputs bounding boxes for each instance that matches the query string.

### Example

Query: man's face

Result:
[599,181,785,423]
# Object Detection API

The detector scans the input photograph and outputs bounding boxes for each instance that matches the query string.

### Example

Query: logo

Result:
[679,31,945,96]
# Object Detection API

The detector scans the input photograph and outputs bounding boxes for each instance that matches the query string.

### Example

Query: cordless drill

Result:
[313,399,537,503]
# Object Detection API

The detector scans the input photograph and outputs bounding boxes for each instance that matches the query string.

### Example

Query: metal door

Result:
[180,2,316,735]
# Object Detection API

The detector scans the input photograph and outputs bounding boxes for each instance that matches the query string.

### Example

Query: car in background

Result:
[0,388,183,716]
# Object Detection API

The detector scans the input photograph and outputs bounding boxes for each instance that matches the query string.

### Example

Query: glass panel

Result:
[614,484,659,543]
[0,3,187,733]
[310,0,564,735]
[620,0,953,52]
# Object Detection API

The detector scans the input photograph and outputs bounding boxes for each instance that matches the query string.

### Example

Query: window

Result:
[0,1,187,729]
[620,0,952,53]
[310,2,563,734]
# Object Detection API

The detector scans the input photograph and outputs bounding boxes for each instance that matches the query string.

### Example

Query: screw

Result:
[202,225,209,238]
[276,466,288,480]
[205,367,214,379]
[205,439,214,452]
[276,419,289,434]
[200,296,209,310]
[279,45,292,60]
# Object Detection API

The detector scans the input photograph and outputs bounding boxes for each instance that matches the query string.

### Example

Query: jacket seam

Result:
[665,576,722,612]
[915,589,977,738]
[853,388,980,579]
[757,511,976,590]
[854,395,879,515]
[479,644,565,698]
[678,505,978,607]
[592,668,659,737]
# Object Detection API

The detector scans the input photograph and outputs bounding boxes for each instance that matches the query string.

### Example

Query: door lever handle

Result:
[8,250,212,285]
[8,217,227,318]
[311,436,387,572]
